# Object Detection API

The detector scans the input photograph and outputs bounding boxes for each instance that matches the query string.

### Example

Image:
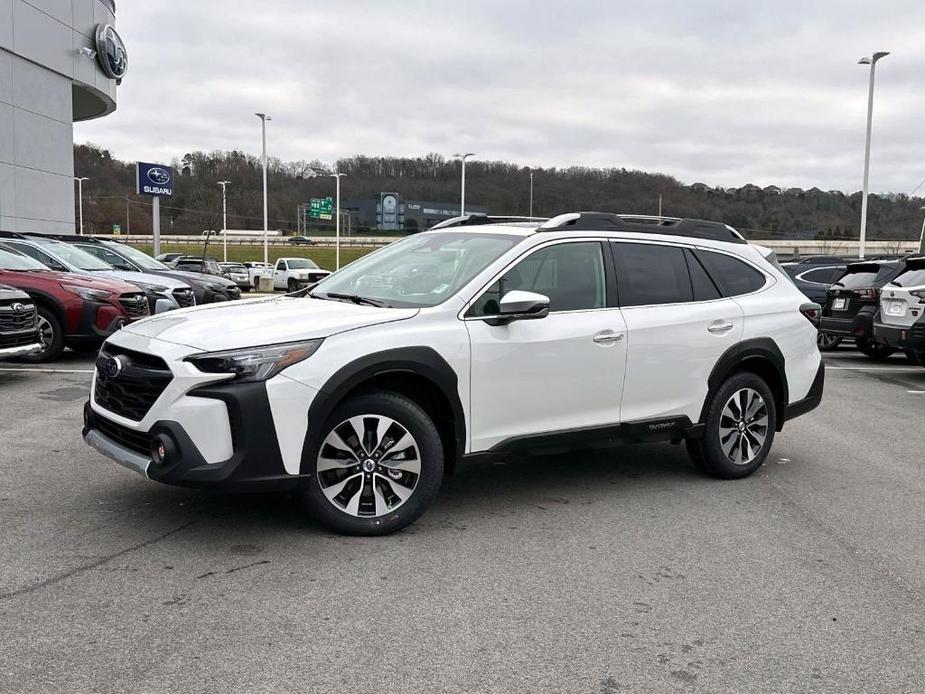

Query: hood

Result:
[0,284,30,300]
[97,270,191,291]
[170,269,236,287]
[122,295,418,351]
[0,269,142,293]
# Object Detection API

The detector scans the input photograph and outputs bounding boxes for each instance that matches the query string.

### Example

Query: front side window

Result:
[468,242,606,316]
[612,242,692,307]
[276,260,287,271]
[313,232,523,308]
[0,248,49,271]
[106,243,168,271]
[5,242,68,272]
[696,250,767,296]
[31,240,113,271]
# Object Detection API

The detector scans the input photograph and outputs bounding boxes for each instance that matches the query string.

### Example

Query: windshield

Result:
[313,232,523,308]
[0,248,48,271]
[105,242,168,271]
[286,258,319,270]
[33,240,113,271]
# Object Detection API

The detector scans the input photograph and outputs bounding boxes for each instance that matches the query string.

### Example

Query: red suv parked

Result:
[0,246,151,362]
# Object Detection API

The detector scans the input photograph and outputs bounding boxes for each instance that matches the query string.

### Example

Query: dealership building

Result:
[341,193,488,232]
[1,0,124,234]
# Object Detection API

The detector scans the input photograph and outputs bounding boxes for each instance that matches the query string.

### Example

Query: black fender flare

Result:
[299,347,466,475]
[699,338,788,428]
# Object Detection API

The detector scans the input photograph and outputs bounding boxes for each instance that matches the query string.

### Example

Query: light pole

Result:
[217,181,231,262]
[529,170,534,217]
[255,113,271,279]
[453,153,475,216]
[74,177,89,235]
[330,172,347,270]
[857,51,889,259]
[918,206,925,255]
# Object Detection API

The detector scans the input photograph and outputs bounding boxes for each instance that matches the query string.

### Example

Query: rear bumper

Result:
[820,312,873,338]
[874,320,925,350]
[781,361,825,426]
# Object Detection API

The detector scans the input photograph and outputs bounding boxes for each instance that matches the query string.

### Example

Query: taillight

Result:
[800,302,821,326]
[856,288,880,300]
[910,289,925,300]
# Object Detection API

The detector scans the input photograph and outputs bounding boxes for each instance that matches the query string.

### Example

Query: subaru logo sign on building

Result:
[94,24,128,83]
[136,163,174,197]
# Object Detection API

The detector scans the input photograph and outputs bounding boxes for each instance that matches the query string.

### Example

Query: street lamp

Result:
[74,177,89,235]
[918,205,925,255]
[255,113,271,280]
[453,153,475,216]
[330,172,347,270]
[857,51,889,260]
[217,181,231,262]
[529,169,534,217]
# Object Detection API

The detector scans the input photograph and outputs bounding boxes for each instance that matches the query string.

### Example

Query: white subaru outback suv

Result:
[873,256,925,365]
[82,212,824,535]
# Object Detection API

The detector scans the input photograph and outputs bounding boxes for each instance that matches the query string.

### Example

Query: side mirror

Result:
[485,290,550,326]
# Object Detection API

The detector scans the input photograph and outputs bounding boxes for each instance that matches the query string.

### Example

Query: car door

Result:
[613,242,744,424]
[274,260,287,289]
[465,240,628,452]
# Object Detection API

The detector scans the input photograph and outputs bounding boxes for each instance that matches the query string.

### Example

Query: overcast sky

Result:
[75,0,925,194]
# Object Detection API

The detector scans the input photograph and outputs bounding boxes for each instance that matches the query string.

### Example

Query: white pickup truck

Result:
[271,257,332,291]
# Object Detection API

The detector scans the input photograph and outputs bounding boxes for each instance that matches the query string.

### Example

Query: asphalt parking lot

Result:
[1,350,923,693]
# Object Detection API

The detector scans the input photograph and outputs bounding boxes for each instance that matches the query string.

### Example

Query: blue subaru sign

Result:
[136,162,174,197]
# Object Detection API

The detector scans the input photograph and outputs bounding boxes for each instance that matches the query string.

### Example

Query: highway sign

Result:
[309,197,333,221]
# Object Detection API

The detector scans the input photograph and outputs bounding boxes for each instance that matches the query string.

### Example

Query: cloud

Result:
[74,0,925,193]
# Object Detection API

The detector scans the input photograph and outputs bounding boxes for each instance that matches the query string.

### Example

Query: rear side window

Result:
[612,243,692,306]
[685,250,722,301]
[801,268,841,284]
[696,250,766,296]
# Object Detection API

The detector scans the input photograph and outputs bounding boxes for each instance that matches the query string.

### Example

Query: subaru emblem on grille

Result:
[11,303,27,314]
[102,355,124,378]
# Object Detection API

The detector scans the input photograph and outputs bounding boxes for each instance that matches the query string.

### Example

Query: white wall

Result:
[0,0,118,234]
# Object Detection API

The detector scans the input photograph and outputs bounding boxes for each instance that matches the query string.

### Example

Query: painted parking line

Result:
[907,391,925,394]
[826,366,925,372]
[0,367,93,374]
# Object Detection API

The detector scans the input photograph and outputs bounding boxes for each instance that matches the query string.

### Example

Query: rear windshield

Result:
[890,267,925,288]
[834,265,895,289]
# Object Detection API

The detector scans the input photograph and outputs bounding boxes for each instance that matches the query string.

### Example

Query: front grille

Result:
[307,272,328,283]
[94,345,173,421]
[0,331,39,349]
[119,294,151,318]
[0,301,37,332]
[94,414,154,457]
[172,289,195,307]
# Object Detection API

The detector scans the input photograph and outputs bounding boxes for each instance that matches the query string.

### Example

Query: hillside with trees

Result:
[73,144,925,240]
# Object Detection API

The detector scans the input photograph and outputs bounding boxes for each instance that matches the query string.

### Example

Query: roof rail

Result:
[0,231,27,239]
[537,212,746,244]
[429,214,548,230]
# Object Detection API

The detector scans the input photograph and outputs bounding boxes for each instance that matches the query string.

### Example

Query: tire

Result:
[855,337,896,360]
[817,333,842,351]
[904,348,924,366]
[689,372,777,479]
[287,278,299,293]
[66,339,103,355]
[19,307,64,363]
[304,391,444,535]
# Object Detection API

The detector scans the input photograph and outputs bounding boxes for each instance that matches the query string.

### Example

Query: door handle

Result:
[707,321,735,334]
[593,331,624,344]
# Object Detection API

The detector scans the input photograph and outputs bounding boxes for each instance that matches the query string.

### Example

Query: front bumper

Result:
[0,340,42,359]
[83,381,307,491]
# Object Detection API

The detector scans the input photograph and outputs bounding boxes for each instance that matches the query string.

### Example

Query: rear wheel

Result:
[855,337,896,360]
[688,372,776,479]
[20,307,64,363]
[817,333,842,351]
[304,391,444,535]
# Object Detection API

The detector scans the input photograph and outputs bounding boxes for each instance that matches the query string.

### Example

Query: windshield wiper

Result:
[313,292,388,307]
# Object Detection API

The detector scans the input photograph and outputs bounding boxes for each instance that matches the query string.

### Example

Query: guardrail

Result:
[100,235,392,248]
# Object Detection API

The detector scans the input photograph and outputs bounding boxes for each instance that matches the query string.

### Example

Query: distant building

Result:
[689,182,710,192]
[763,185,782,195]
[342,194,488,232]
[784,187,804,196]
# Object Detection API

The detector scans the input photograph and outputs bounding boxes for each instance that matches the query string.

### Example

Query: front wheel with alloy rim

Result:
[19,307,64,363]
[304,391,444,535]
[686,372,777,479]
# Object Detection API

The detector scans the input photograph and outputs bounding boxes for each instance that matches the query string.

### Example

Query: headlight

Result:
[185,340,323,382]
[61,284,112,301]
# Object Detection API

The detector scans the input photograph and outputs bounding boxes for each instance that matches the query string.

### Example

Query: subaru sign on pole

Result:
[136,163,174,256]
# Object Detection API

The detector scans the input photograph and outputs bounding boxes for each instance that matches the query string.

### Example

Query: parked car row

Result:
[0,233,246,362]
[784,254,925,366]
